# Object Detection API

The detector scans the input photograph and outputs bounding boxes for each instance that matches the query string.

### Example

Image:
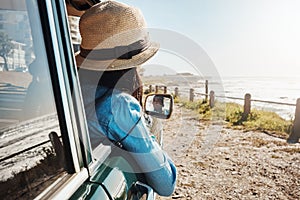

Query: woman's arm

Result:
[110,93,177,196]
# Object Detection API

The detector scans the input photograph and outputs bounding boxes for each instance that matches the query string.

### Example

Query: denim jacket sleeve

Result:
[108,93,177,196]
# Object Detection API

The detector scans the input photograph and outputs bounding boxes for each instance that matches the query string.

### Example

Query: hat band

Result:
[80,39,150,61]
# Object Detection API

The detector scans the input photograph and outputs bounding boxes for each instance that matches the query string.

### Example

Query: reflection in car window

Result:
[0,1,65,199]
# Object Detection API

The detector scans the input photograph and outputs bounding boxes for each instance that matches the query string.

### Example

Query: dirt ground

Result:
[157,104,300,200]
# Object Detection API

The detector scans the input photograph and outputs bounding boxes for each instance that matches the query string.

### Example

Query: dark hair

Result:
[78,67,143,105]
[97,67,143,105]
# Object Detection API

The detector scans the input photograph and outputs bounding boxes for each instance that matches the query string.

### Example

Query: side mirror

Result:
[144,94,173,119]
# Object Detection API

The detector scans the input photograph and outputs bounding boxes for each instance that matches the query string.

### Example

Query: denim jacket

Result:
[81,83,177,196]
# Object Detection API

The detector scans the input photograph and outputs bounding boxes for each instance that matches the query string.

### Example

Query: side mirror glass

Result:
[144,94,173,119]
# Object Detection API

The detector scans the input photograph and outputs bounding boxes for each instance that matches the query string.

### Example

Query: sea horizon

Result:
[143,74,299,120]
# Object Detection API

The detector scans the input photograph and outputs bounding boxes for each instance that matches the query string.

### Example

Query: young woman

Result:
[76,1,177,196]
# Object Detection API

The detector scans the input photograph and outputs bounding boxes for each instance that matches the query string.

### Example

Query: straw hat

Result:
[75,0,159,71]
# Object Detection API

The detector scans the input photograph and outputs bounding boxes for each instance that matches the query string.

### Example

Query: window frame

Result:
[26,0,118,198]
[30,0,93,198]
[46,0,113,176]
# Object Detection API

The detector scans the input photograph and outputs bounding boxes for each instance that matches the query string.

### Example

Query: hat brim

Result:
[75,42,159,71]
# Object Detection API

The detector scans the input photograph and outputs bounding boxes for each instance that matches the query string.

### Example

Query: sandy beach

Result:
[157,104,300,200]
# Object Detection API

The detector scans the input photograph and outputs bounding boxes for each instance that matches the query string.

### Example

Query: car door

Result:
[0,0,156,199]
[0,0,93,199]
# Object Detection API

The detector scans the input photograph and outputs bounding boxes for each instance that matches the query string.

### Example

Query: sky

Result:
[122,0,300,77]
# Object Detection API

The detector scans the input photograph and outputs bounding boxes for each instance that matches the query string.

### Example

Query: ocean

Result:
[147,75,300,120]
[196,76,299,120]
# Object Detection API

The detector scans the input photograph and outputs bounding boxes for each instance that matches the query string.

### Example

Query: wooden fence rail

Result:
[147,82,300,143]
[196,88,299,143]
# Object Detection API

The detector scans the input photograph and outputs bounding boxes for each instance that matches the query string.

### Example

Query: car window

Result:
[0,0,66,199]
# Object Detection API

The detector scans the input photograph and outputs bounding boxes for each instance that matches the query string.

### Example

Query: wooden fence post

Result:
[174,87,179,98]
[155,85,159,93]
[149,85,152,93]
[49,131,65,166]
[189,88,194,102]
[205,80,208,102]
[163,86,167,94]
[287,98,300,143]
[209,90,215,108]
[242,93,251,121]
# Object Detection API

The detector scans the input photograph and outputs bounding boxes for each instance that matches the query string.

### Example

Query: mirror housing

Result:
[144,94,173,119]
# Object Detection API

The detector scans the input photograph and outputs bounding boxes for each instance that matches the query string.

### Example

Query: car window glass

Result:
[0,1,66,199]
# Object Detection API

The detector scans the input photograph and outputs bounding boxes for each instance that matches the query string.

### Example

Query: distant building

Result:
[0,9,32,71]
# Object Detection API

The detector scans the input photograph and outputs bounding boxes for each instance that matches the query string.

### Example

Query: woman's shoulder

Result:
[109,91,142,128]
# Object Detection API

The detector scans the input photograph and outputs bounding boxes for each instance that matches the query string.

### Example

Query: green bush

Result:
[181,99,203,110]
[244,109,292,134]
[225,102,243,124]
[178,99,293,136]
